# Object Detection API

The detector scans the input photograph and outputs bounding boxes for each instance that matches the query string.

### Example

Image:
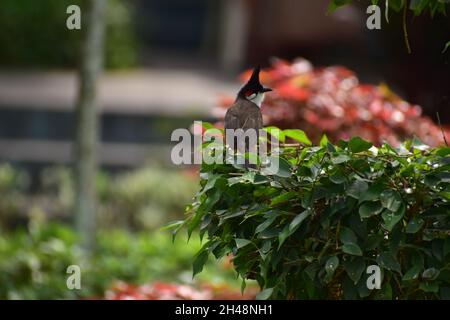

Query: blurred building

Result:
[135,0,364,71]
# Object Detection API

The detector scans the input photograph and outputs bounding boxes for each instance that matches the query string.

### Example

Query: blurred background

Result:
[0,0,448,299]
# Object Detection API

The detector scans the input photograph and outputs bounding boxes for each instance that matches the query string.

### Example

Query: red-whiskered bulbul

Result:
[224,67,272,166]
[224,66,272,132]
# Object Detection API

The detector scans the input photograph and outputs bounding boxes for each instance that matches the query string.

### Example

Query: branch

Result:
[403,1,411,54]
[436,112,448,147]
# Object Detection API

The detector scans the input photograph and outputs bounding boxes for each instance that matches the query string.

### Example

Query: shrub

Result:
[213,59,449,147]
[178,130,450,299]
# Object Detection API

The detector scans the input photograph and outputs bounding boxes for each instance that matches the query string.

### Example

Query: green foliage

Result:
[0,165,198,231]
[0,0,137,69]
[327,0,353,14]
[328,0,449,53]
[178,130,450,299]
[0,164,29,229]
[0,222,239,299]
[110,166,198,229]
[328,0,448,17]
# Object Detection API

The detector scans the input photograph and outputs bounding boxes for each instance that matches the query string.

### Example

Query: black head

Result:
[236,66,272,101]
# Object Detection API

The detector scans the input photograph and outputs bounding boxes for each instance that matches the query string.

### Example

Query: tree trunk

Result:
[74,0,106,252]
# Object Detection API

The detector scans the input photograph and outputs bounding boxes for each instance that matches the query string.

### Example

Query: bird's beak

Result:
[262,87,273,93]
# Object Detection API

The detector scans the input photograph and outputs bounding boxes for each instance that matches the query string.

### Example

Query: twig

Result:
[403,1,411,54]
[385,0,389,23]
[436,112,448,146]
[280,143,301,147]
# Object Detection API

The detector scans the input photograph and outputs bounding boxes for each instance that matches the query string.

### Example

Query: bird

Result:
[224,66,272,132]
[224,67,272,163]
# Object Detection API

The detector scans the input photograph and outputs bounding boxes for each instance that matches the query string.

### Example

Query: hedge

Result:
[173,129,450,299]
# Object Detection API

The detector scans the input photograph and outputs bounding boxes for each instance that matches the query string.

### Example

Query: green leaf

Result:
[264,127,285,143]
[275,156,293,178]
[443,41,450,53]
[359,201,383,218]
[340,226,358,245]
[330,170,347,184]
[376,252,401,273]
[326,142,337,153]
[402,265,421,281]
[325,256,340,277]
[278,224,291,249]
[327,0,353,14]
[347,180,369,199]
[389,0,405,12]
[342,243,363,256]
[255,215,278,234]
[283,129,312,146]
[422,268,440,280]
[348,137,373,153]
[410,0,430,16]
[320,134,329,147]
[253,174,270,185]
[344,257,366,284]
[289,210,311,232]
[331,154,351,164]
[419,281,439,293]
[201,122,215,130]
[381,203,405,231]
[235,238,252,249]
[159,220,184,231]
[342,275,358,299]
[376,282,393,299]
[357,274,371,298]
[240,279,247,295]
[436,147,450,157]
[271,191,297,205]
[261,156,292,178]
[201,174,221,194]
[192,251,208,277]
[256,287,274,300]
[222,209,246,220]
[437,172,450,183]
[405,216,424,233]
[258,228,279,239]
[424,174,440,187]
[359,184,384,202]
[380,189,402,212]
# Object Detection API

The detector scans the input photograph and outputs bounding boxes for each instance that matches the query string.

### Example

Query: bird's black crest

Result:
[248,65,261,85]
[236,66,271,100]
